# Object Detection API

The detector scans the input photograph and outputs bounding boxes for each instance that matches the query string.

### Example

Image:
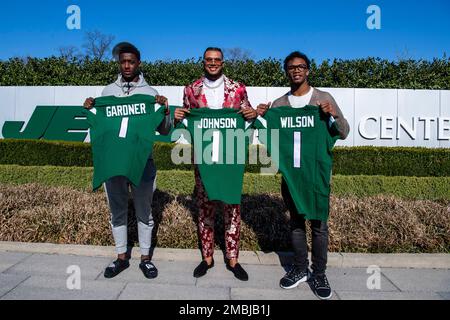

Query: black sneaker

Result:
[226,263,249,281]
[139,260,158,279]
[104,258,130,278]
[193,259,214,278]
[311,273,332,300]
[280,266,310,289]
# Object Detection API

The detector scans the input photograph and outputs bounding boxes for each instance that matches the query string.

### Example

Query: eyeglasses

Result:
[204,57,223,63]
[287,64,308,71]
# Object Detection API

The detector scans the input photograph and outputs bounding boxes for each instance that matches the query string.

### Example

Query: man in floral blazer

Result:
[174,47,256,281]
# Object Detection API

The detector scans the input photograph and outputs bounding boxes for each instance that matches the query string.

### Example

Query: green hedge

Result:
[1,139,449,177]
[1,56,449,89]
[0,139,93,167]
[0,165,449,200]
[331,146,450,177]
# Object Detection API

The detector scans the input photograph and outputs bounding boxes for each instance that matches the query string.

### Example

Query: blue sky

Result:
[0,0,449,62]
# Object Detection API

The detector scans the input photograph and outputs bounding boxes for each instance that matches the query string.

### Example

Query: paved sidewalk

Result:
[0,241,449,300]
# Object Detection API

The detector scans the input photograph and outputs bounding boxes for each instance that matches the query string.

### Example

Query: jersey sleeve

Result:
[83,107,98,128]
[143,94,156,105]
[153,103,165,115]
[244,120,253,131]
[252,115,268,130]
[174,118,188,129]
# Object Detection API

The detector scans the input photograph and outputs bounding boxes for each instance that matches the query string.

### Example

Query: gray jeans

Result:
[104,158,156,256]
[281,178,329,275]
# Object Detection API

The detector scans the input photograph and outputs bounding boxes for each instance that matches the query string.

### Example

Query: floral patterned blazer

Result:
[182,75,252,110]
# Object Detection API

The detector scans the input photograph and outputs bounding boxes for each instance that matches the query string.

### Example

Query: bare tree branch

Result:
[82,30,115,60]
[223,47,254,61]
[58,46,81,60]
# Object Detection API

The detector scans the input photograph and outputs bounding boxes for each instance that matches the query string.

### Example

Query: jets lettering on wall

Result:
[2,106,88,141]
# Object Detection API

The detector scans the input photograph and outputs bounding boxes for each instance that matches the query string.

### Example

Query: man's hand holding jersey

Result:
[155,95,170,115]
[173,108,191,124]
[238,107,257,120]
[317,100,338,118]
[83,97,95,110]
[256,102,271,116]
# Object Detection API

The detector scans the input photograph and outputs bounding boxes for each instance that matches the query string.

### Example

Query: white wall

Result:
[0,86,449,148]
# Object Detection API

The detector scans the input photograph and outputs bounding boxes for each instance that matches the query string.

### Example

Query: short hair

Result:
[203,47,224,60]
[283,51,311,72]
[112,42,141,61]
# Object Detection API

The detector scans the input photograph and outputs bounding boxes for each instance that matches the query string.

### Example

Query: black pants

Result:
[281,178,328,275]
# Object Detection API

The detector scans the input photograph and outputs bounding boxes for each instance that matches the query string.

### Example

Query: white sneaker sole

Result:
[280,275,309,289]
[314,291,333,300]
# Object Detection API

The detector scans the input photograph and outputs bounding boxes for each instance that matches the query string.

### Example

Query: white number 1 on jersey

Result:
[119,117,129,138]
[211,130,220,163]
[293,131,301,168]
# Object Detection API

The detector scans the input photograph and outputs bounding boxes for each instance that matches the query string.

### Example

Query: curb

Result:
[0,241,449,269]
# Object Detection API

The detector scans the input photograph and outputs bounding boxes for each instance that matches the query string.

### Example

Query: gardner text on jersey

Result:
[105,103,147,117]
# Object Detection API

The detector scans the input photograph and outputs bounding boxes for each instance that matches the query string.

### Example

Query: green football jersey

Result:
[179,108,252,204]
[85,94,165,190]
[253,105,340,221]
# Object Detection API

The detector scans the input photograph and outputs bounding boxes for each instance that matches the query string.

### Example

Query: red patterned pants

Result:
[194,168,241,260]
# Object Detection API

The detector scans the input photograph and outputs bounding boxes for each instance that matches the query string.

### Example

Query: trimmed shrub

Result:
[1,139,450,177]
[0,139,92,167]
[332,146,450,177]
[0,165,449,200]
[1,56,449,89]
